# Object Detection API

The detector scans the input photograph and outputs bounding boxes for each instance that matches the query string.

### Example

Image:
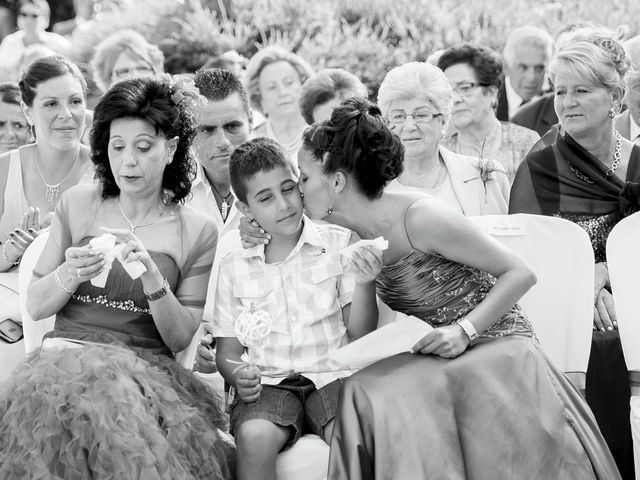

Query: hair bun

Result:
[594,35,630,76]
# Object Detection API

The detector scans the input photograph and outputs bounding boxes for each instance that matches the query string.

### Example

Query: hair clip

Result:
[171,90,186,106]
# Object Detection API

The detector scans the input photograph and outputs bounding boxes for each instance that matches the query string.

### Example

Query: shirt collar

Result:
[193,161,211,189]
[629,111,640,142]
[240,215,327,261]
[505,77,523,119]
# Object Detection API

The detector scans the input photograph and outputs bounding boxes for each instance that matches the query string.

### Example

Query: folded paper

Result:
[89,233,147,288]
[330,316,433,369]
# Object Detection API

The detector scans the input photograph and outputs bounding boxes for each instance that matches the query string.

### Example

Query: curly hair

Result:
[437,43,504,91]
[90,75,198,204]
[303,98,404,199]
[244,45,314,114]
[550,28,629,93]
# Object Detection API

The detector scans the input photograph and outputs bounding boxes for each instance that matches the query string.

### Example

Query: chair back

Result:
[606,210,640,371]
[607,209,640,480]
[19,231,55,354]
[469,214,594,377]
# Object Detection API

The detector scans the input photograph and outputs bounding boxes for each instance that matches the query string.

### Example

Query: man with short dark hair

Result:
[189,67,253,239]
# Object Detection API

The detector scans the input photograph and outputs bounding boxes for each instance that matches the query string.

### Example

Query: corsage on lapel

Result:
[464,138,507,201]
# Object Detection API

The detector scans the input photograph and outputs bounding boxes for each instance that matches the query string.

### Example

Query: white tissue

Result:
[339,237,388,262]
[88,233,147,288]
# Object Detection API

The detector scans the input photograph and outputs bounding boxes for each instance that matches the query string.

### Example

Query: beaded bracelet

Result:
[1,243,19,266]
[54,266,75,295]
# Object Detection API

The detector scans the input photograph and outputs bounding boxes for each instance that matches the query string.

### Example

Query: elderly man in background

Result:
[496,25,553,121]
[616,35,640,144]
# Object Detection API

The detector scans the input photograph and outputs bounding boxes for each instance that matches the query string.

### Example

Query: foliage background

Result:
[66,0,640,97]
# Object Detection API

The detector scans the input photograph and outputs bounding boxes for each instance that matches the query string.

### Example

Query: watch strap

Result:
[145,277,169,302]
[457,318,478,344]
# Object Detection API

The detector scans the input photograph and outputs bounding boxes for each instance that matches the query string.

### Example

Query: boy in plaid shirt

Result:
[213,138,382,480]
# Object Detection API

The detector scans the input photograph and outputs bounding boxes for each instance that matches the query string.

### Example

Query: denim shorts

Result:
[230,375,344,449]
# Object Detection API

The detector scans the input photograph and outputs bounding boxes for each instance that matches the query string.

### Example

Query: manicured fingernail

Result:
[613,321,618,326]
[259,229,265,233]
[607,326,613,331]
[266,234,271,239]
[601,327,606,332]
[263,239,269,244]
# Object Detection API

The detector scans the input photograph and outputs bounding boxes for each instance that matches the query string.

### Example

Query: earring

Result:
[327,207,333,215]
[608,106,617,119]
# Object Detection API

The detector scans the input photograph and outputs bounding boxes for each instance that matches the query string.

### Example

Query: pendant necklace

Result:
[35,148,80,206]
[118,197,166,233]
[211,183,233,221]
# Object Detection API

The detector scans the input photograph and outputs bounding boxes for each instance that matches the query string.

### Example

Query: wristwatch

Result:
[456,318,478,345]
[144,277,170,301]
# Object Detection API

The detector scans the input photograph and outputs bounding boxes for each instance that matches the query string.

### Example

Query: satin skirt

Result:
[328,335,621,480]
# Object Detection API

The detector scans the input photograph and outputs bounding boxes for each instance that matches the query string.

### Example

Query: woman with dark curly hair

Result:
[438,43,540,183]
[294,98,619,479]
[0,75,235,480]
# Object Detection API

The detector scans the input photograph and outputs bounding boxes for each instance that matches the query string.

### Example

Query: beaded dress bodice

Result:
[554,212,617,263]
[376,251,534,340]
[53,237,180,346]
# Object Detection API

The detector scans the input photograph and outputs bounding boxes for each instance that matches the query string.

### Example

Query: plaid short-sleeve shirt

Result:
[212,218,358,388]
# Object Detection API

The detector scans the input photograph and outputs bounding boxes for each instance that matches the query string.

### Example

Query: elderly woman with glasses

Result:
[379,61,510,216]
[437,43,540,184]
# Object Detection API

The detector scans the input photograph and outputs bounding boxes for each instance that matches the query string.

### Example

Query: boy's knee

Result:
[235,419,289,455]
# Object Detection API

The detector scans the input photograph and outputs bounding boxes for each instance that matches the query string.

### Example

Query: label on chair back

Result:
[487,219,526,236]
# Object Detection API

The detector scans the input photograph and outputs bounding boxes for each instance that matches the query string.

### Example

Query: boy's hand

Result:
[194,322,217,373]
[350,246,383,284]
[236,365,262,403]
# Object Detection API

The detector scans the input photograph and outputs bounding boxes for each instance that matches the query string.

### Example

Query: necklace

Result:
[605,129,623,177]
[265,120,305,153]
[210,183,234,221]
[567,129,623,184]
[35,148,80,206]
[117,197,166,233]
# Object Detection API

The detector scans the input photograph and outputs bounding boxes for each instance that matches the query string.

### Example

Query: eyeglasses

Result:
[112,65,155,79]
[19,11,40,19]
[387,108,442,125]
[450,81,488,97]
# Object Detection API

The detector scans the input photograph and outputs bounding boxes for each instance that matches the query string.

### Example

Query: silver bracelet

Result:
[54,266,75,295]
[1,243,19,266]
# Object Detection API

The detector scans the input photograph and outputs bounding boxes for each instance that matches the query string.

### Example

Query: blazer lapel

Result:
[439,147,483,216]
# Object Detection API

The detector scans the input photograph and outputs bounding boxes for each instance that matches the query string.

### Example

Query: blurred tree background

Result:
[57,0,640,96]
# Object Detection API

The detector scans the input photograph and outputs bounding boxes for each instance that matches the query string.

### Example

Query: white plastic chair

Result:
[468,214,594,390]
[605,210,640,478]
[0,269,25,381]
[18,231,55,354]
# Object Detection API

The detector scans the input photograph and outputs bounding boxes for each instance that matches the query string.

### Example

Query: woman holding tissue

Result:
[0,76,235,479]
[244,98,619,479]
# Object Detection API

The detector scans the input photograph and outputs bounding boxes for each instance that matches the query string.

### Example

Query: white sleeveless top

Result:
[0,149,30,244]
[0,148,96,243]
